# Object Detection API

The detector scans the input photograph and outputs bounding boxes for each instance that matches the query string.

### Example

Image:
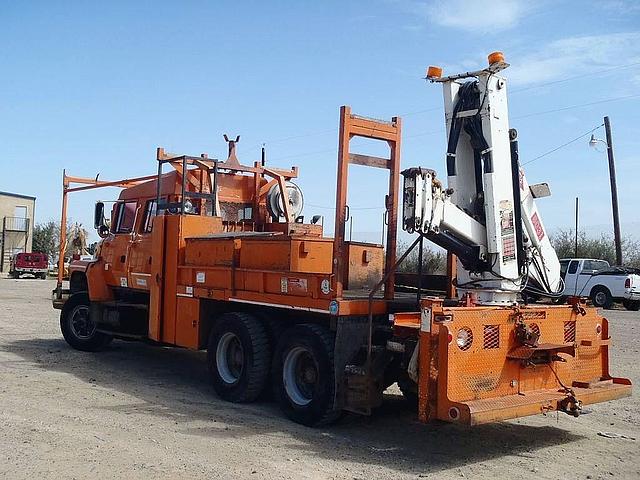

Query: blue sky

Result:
[1,0,639,243]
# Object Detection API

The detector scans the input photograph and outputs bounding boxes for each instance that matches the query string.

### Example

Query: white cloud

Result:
[412,0,529,32]
[508,32,640,86]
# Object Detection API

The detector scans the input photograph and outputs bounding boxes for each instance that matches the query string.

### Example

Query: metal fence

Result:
[3,216,30,232]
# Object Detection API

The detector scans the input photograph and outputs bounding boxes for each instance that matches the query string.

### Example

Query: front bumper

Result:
[51,288,70,310]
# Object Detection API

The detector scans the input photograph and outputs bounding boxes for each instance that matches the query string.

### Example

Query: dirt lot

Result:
[0,278,638,479]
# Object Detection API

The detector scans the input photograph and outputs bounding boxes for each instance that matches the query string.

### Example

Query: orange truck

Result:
[52,56,631,427]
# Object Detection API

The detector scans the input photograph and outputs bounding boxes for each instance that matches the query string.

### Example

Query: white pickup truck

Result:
[559,258,640,310]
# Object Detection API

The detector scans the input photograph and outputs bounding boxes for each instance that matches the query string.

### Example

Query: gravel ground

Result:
[0,277,638,479]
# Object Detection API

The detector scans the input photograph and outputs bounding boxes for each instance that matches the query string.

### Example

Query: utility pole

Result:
[604,116,623,265]
[575,197,579,258]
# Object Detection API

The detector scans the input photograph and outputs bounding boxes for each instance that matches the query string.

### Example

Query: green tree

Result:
[551,229,640,268]
[397,240,446,274]
[32,220,59,258]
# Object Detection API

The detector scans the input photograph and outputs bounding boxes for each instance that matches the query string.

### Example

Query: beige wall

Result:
[0,193,36,272]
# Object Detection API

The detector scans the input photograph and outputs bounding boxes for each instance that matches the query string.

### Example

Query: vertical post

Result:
[416,234,423,307]
[181,156,187,214]
[384,116,401,300]
[446,252,457,299]
[574,197,579,258]
[0,217,5,273]
[604,116,623,265]
[332,106,351,299]
[57,171,68,291]
[156,148,164,206]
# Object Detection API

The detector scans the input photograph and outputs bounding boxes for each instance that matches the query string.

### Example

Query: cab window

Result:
[568,260,579,275]
[114,201,137,234]
[142,199,158,233]
[582,260,608,273]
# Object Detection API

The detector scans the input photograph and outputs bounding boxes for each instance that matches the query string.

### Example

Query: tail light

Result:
[625,278,631,288]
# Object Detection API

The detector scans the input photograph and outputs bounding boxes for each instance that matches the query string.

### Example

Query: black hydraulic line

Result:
[509,129,526,275]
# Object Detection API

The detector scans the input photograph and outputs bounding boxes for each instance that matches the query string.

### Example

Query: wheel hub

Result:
[283,346,318,406]
[70,305,96,339]
[216,332,244,384]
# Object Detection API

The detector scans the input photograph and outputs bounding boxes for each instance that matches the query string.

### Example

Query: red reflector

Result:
[447,333,453,344]
[72,254,80,260]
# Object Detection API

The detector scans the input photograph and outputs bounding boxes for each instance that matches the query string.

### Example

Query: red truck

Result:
[9,252,49,279]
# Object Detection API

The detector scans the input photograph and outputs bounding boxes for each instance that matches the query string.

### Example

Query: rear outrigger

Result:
[53,52,631,427]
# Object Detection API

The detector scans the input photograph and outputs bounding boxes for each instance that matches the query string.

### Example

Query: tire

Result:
[623,300,640,311]
[272,323,339,427]
[60,292,112,351]
[40,272,47,280]
[590,286,613,309]
[207,312,270,403]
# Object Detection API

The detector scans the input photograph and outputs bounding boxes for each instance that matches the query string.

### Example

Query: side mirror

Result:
[94,201,109,238]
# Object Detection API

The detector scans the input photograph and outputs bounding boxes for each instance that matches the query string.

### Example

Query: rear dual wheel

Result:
[623,300,640,311]
[207,315,340,427]
[207,313,271,403]
[272,324,339,427]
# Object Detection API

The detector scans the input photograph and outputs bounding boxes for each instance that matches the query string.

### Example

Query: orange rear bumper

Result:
[452,378,631,426]
[403,300,633,425]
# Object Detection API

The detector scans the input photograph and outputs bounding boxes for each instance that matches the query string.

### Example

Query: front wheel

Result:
[272,324,339,427]
[623,299,640,311]
[60,293,112,351]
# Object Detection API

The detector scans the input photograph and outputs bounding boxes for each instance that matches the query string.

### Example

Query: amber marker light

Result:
[426,65,443,79]
[488,51,505,65]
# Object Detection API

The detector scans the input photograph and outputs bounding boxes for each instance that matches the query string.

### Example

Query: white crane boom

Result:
[402,57,562,305]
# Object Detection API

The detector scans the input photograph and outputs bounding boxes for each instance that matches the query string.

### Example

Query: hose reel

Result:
[266,182,304,221]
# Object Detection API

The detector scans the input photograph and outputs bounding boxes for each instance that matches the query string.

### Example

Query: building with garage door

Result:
[0,191,36,273]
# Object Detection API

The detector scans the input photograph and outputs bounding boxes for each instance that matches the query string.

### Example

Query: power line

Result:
[267,147,336,163]
[307,203,384,211]
[521,124,604,166]
[511,61,640,94]
[246,61,640,151]
[267,92,638,163]
[513,93,640,120]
